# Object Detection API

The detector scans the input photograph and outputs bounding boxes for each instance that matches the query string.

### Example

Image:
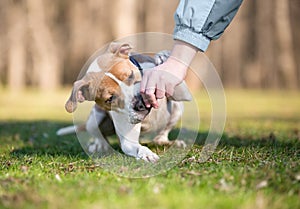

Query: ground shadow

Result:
[1,120,87,159]
[170,126,299,147]
[1,120,299,160]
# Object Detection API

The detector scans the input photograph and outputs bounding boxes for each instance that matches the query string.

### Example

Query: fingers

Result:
[144,87,158,108]
[140,70,160,108]
[144,74,159,108]
[139,71,148,94]
[140,66,182,108]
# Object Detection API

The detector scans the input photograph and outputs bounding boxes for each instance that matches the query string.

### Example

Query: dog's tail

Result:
[56,124,86,136]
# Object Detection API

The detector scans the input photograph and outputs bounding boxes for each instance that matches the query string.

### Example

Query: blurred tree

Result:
[66,0,114,83]
[290,0,300,87]
[7,1,27,91]
[26,0,62,91]
[0,0,299,91]
[275,0,297,88]
[218,2,248,88]
[255,0,277,88]
[111,0,137,37]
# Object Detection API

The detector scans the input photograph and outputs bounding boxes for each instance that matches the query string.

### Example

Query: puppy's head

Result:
[65,42,150,123]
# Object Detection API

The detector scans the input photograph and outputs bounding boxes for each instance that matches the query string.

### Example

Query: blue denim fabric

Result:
[174,0,243,51]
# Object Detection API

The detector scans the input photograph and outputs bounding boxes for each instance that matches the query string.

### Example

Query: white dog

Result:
[57,42,191,162]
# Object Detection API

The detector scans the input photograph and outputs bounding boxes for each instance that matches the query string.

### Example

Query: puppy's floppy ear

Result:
[109,42,132,58]
[168,81,192,101]
[65,80,91,113]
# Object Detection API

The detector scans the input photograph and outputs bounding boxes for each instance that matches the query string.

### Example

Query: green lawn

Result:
[0,89,299,209]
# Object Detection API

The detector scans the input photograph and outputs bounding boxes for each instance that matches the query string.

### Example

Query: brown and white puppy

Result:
[57,42,191,162]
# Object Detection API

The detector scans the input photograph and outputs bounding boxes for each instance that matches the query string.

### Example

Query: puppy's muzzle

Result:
[133,94,151,113]
[129,94,152,124]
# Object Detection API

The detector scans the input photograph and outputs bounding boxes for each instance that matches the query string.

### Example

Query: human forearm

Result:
[171,40,198,66]
[166,40,198,80]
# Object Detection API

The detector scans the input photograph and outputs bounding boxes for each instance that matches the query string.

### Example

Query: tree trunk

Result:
[274,0,297,88]
[219,2,249,88]
[254,0,277,88]
[111,0,137,38]
[289,0,300,88]
[26,0,61,91]
[7,2,27,92]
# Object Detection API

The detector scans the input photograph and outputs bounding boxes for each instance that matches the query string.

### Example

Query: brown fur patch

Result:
[66,44,142,112]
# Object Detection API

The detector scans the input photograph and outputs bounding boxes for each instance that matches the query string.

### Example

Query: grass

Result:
[0,89,300,209]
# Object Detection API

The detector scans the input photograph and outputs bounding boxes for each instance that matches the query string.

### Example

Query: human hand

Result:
[140,57,187,108]
[140,41,197,108]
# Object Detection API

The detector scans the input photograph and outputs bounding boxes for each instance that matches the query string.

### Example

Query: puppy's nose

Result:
[133,95,150,112]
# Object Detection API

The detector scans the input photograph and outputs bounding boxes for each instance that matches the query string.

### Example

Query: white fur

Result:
[103,71,160,162]
[86,106,111,153]
[57,50,190,163]
[56,126,76,136]
[104,72,122,85]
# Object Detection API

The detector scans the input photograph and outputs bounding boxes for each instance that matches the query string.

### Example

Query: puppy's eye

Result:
[105,95,115,104]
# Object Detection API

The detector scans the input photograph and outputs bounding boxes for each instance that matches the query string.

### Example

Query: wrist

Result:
[171,40,198,66]
[164,56,188,81]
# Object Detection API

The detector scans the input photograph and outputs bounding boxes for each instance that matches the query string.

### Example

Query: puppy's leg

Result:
[120,138,159,163]
[86,106,111,154]
[109,111,159,163]
[119,125,159,163]
[153,102,187,148]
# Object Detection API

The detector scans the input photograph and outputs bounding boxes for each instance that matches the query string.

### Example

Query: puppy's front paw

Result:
[154,50,171,65]
[153,135,187,149]
[137,146,159,163]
